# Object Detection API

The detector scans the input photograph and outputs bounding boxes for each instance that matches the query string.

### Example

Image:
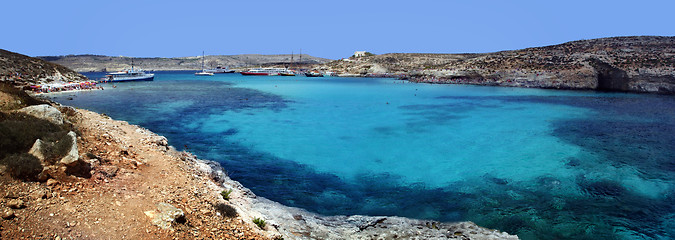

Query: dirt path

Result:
[1,108,272,239]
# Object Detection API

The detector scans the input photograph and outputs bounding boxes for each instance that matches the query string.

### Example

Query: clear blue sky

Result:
[2,0,674,59]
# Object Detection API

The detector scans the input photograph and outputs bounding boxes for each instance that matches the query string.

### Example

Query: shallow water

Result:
[54,72,675,239]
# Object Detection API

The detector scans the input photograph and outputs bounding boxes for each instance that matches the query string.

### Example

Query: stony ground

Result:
[0,107,271,239]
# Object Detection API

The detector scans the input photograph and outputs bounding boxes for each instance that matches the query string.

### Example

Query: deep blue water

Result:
[51,71,675,239]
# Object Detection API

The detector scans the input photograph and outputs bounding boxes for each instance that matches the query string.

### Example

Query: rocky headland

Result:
[320,36,675,94]
[39,54,332,72]
[1,49,88,86]
[1,51,517,239]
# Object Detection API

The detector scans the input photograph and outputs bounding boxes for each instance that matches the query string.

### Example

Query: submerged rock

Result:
[581,180,626,197]
[17,104,64,125]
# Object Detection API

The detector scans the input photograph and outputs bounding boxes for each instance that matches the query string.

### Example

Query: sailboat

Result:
[195,51,214,76]
[279,51,296,76]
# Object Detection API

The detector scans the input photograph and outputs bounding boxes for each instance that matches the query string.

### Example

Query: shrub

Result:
[0,112,68,160]
[43,132,74,165]
[252,217,266,229]
[220,189,233,200]
[0,82,47,111]
[214,203,238,218]
[0,153,43,181]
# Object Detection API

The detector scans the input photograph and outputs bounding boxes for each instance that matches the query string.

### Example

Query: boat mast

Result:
[131,58,134,71]
[290,51,294,70]
[201,51,205,71]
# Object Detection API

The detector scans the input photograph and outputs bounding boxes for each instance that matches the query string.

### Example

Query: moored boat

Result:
[279,69,296,76]
[240,68,289,76]
[195,51,214,76]
[195,71,214,76]
[105,69,155,82]
[304,71,323,77]
[205,66,235,73]
[103,58,154,82]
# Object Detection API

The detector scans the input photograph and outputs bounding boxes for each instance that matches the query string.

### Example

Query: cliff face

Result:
[0,49,87,85]
[40,54,333,72]
[322,36,675,94]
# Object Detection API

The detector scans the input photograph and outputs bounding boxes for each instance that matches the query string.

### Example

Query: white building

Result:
[353,51,367,57]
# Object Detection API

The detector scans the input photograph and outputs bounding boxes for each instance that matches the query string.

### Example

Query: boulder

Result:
[17,104,64,125]
[59,131,79,166]
[28,139,48,161]
[145,202,185,229]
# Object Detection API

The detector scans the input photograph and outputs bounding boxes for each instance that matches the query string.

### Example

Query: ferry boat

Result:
[240,68,290,76]
[103,59,154,82]
[104,68,154,82]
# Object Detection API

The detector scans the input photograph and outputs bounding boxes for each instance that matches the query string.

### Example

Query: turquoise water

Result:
[53,72,675,239]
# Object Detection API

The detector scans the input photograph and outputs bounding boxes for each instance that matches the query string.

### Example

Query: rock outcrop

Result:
[145,202,186,230]
[27,139,48,161]
[0,49,87,85]
[321,36,675,94]
[16,104,64,125]
[59,131,79,166]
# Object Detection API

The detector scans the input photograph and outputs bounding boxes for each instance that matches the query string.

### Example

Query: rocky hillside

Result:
[40,54,333,72]
[322,36,675,94]
[0,50,88,86]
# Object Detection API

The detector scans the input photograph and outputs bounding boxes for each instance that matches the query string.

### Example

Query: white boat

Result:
[104,60,154,82]
[195,51,214,76]
[240,68,290,76]
[195,71,214,76]
[205,66,235,73]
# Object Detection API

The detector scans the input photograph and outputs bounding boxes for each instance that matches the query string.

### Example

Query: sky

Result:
[2,0,674,59]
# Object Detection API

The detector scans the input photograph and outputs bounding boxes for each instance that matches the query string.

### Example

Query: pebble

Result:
[2,208,16,219]
[30,189,48,200]
[7,199,25,209]
[47,179,59,186]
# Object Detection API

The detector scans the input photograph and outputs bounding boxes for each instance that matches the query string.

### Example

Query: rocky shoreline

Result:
[79,106,519,239]
[319,36,675,94]
[179,144,517,240]
[0,93,518,239]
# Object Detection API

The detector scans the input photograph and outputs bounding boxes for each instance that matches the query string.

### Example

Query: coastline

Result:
[22,100,518,239]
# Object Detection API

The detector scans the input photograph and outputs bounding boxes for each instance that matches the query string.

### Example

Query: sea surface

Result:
[51,71,675,239]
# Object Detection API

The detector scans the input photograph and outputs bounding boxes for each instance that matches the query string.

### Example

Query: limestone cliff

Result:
[322,36,675,94]
[0,49,88,85]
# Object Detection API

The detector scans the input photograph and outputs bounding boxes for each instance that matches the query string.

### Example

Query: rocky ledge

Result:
[320,36,675,94]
